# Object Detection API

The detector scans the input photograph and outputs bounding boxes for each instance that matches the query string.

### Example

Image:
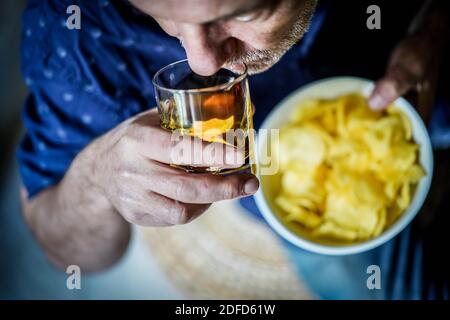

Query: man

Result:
[18,0,449,298]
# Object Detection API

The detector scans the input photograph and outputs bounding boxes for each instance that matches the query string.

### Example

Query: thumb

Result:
[369,66,417,111]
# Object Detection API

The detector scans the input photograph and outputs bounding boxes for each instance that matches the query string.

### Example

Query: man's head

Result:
[130,0,317,75]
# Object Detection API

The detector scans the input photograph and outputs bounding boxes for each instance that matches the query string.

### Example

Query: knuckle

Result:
[221,180,239,200]
[114,192,147,223]
[173,177,198,201]
[173,179,186,199]
[115,136,135,160]
[129,211,146,223]
[124,123,156,147]
[122,124,139,143]
[120,208,137,224]
[171,202,191,225]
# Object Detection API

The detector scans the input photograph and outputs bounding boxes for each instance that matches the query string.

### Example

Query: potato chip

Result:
[275,196,322,229]
[279,126,327,168]
[291,99,332,123]
[324,192,379,239]
[372,207,387,237]
[312,221,358,241]
[273,93,425,243]
[387,106,412,140]
[397,181,411,210]
[281,165,327,204]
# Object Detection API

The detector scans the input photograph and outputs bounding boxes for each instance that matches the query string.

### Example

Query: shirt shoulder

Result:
[22,0,184,99]
[18,0,185,197]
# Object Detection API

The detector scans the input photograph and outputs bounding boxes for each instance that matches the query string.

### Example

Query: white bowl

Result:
[254,77,433,255]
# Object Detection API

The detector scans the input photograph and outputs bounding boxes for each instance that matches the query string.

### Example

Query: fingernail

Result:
[369,95,385,110]
[243,177,259,195]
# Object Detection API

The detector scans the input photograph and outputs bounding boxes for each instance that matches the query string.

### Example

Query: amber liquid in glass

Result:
[160,83,255,174]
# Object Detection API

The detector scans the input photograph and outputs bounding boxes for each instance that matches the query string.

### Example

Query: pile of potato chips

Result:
[274,93,425,242]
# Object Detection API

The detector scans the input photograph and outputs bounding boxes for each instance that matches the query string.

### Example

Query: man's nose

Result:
[180,24,231,76]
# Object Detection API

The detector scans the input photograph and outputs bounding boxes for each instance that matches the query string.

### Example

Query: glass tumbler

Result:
[152,59,255,174]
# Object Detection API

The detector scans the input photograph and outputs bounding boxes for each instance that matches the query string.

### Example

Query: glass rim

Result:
[152,59,248,94]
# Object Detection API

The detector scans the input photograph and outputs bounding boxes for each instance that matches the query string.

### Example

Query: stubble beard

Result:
[225,0,317,75]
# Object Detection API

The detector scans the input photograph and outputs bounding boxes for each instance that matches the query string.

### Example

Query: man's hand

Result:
[22,108,258,271]
[368,32,440,123]
[91,108,259,227]
[369,3,449,124]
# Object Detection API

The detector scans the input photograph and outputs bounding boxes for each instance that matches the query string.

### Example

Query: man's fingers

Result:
[136,166,259,203]
[130,114,245,168]
[369,33,428,111]
[168,135,246,168]
[120,191,211,226]
[368,77,399,110]
[369,65,419,111]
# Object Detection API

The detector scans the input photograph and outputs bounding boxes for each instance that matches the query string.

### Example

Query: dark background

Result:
[0,0,26,175]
